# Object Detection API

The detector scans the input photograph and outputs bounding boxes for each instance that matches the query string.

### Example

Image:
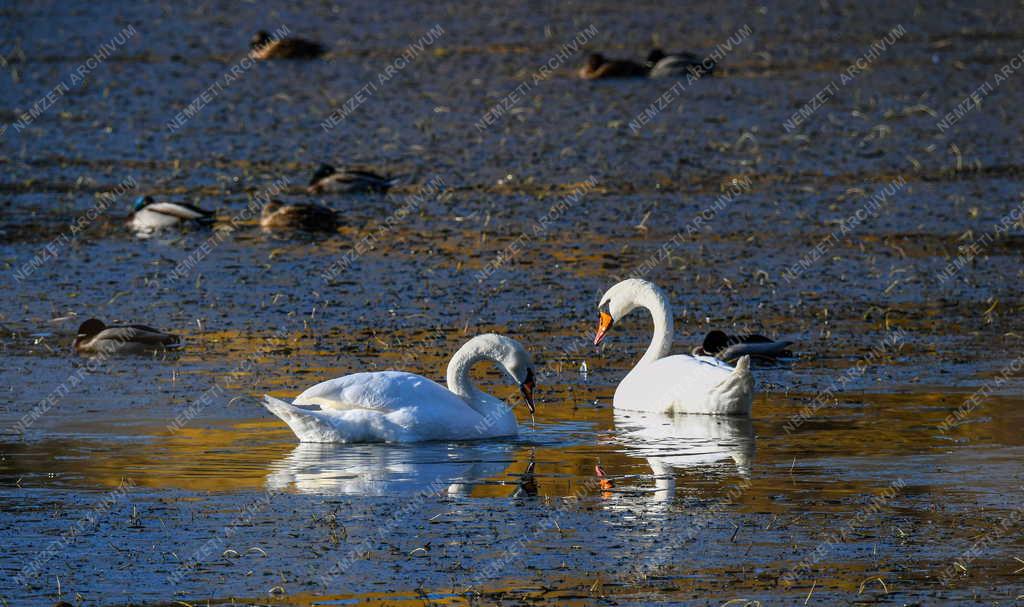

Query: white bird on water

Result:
[593,279,754,416]
[263,333,536,443]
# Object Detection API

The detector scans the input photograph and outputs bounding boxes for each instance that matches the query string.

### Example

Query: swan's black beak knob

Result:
[519,368,536,415]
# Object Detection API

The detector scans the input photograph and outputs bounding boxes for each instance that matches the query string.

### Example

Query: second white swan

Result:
[263,333,536,443]
[594,279,754,416]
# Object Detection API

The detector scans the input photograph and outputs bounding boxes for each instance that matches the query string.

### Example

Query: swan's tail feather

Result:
[263,395,341,442]
[704,355,755,416]
[733,354,751,375]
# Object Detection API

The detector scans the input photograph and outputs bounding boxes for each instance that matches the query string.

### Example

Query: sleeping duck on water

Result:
[260,200,338,232]
[250,31,326,60]
[578,53,648,79]
[128,196,214,233]
[307,164,400,194]
[646,48,716,78]
[74,318,181,355]
[692,330,794,362]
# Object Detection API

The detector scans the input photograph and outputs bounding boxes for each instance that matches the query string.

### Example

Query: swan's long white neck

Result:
[632,284,673,367]
[446,347,488,407]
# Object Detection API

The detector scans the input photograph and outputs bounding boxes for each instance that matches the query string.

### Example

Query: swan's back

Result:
[293,371,459,412]
[615,355,752,416]
[263,370,516,443]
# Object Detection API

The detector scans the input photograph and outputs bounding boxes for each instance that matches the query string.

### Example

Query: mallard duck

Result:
[692,330,794,362]
[578,53,648,80]
[128,196,214,233]
[306,164,399,194]
[73,318,181,355]
[260,200,338,231]
[249,30,325,60]
[646,48,715,78]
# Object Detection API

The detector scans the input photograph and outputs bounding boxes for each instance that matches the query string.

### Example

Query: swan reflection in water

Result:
[266,441,516,497]
[603,410,756,505]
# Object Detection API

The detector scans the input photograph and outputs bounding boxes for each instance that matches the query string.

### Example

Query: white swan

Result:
[263,333,536,443]
[594,279,754,415]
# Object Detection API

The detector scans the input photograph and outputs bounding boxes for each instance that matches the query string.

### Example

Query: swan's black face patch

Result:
[519,368,536,414]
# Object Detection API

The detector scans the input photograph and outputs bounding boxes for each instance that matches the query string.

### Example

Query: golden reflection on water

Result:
[5,383,1021,503]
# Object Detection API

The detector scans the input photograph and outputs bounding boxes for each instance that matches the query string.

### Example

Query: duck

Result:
[260,199,338,232]
[263,333,537,443]
[306,164,400,194]
[249,30,326,60]
[645,48,715,79]
[73,318,181,355]
[593,279,754,416]
[692,330,794,362]
[127,196,214,233]
[578,53,648,80]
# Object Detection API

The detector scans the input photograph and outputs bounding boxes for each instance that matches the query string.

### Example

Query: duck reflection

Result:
[266,441,514,497]
[605,410,755,505]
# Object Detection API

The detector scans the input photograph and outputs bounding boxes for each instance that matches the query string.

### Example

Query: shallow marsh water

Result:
[1,0,1024,605]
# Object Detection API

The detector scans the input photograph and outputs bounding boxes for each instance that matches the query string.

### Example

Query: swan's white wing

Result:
[615,355,753,415]
[292,371,462,412]
[618,355,732,404]
[266,371,519,443]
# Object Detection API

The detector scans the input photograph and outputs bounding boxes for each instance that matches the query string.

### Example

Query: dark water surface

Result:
[2,0,1023,605]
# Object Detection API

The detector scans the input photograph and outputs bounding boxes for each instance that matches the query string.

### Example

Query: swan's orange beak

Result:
[519,369,536,415]
[594,311,614,346]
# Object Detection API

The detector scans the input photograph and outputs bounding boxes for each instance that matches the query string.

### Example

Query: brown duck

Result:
[578,53,648,79]
[260,200,339,232]
[250,31,326,60]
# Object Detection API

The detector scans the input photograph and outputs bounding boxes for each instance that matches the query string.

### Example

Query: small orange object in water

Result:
[595,463,614,497]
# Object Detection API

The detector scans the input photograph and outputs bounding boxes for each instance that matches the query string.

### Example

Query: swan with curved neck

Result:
[594,279,754,416]
[263,333,537,443]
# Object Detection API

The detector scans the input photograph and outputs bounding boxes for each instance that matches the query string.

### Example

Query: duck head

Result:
[250,30,273,50]
[133,196,154,211]
[74,318,107,348]
[261,199,283,215]
[646,48,667,66]
[701,330,730,355]
[584,53,606,71]
[309,164,336,186]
